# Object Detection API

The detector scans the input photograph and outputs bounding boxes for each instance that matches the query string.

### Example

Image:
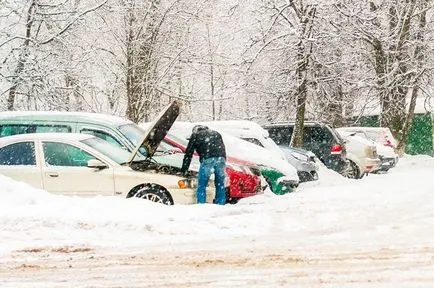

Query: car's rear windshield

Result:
[81,137,132,164]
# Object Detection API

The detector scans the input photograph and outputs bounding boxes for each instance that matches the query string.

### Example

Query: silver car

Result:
[279,146,319,182]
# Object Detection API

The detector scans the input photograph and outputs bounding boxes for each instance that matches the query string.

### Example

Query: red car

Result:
[163,135,263,203]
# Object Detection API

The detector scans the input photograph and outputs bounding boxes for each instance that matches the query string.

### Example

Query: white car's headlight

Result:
[178,178,197,189]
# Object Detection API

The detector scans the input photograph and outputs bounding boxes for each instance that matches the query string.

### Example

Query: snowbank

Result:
[1,155,434,259]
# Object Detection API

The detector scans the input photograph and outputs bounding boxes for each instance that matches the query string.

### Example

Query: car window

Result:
[0,125,30,137]
[43,142,95,167]
[0,124,70,137]
[118,124,148,156]
[80,129,124,149]
[0,142,36,165]
[303,126,333,145]
[118,124,145,147]
[35,125,71,133]
[267,127,293,145]
[82,137,136,164]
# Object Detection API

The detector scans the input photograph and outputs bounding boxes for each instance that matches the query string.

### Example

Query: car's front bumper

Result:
[170,187,216,204]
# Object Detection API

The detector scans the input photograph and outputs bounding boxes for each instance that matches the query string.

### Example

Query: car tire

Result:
[227,198,239,204]
[344,160,361,179]
[132,185,174,205]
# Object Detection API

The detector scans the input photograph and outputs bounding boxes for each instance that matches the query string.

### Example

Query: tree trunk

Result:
[290,5,316,148]
[380,1,416,141]
[396,1,427,156]
[7,1,36,110]
[125,5,136,121]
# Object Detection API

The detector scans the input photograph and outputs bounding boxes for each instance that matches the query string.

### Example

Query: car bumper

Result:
[229,182,263,198]
[170,187,216,204]
[227,170,263,199]
[363,158,381,173]
[376,156,398,171]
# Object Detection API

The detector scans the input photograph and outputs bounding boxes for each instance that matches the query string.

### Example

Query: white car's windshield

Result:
[82,137,137,164]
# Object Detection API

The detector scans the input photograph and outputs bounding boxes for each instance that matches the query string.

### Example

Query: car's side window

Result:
[267,127,292,145]
[0,125,70,137]
[35,125,71,133]
[0,142,36,165]
[80,129,124,149]
[42,142,95,167]
[303,127,333,145]
[0,125,35,137]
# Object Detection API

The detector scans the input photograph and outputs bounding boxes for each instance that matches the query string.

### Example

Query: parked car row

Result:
[0,103,266,205]
[0,102,400,205]
[263,122,399,179]
[0,102,210,204]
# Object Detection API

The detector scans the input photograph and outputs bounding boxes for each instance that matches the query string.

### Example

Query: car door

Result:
[40,141,115,196]
[0,141,43,189]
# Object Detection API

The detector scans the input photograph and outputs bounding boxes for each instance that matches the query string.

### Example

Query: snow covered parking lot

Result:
[1,156,434,287]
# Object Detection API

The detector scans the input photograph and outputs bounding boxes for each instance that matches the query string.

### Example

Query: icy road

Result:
[1,156,433,287]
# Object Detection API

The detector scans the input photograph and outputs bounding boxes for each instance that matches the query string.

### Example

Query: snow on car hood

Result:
[127,101,180,164]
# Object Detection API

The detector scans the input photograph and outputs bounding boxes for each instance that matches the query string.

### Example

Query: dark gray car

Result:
[279,146,319,182]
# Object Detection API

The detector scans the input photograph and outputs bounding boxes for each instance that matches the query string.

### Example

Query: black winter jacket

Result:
[181,128,226,173]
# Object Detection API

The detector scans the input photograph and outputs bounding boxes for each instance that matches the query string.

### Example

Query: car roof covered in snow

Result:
[0,111,132,126]
[263,121,333,128]
[0,132,92,145]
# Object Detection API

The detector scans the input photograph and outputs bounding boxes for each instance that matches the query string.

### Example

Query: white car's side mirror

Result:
[87,159,107,169]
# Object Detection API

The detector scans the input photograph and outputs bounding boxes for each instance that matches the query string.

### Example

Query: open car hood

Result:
[127,101,180,165]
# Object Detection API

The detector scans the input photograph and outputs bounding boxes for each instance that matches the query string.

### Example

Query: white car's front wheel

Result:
[130,185,174,205]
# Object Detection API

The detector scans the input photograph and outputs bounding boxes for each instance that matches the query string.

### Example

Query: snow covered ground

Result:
[1,156,434,287]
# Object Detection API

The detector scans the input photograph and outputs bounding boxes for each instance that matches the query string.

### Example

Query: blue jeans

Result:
[197,157,226,205]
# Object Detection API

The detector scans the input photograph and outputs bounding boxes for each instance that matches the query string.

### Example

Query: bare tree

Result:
[336,0,433,152]
[0,0,107,111]
[245,0,318,147]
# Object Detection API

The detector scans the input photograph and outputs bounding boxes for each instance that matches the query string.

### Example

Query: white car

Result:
[338,127,399,172]
[336,128,381,179]
[0,103,215,204]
